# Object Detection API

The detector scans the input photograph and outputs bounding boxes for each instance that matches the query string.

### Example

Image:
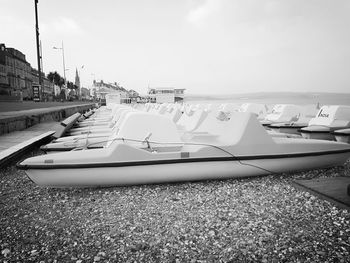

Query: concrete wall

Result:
[0,103,95,135]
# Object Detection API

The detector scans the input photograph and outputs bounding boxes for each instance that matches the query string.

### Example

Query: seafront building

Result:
[80,87,90,100]
[31,68,54,101]
[0,43,54,100]
[0,43,32,99]
[92,80,129,102]
[147,87,185,103]
[0,43,144,103]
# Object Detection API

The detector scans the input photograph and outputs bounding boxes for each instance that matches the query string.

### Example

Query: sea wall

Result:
[0,103,95,135]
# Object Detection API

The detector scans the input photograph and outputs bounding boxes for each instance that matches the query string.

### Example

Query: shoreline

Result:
[185,92,350,106]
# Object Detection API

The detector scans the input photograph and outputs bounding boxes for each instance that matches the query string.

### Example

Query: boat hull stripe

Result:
[17,148,350,170]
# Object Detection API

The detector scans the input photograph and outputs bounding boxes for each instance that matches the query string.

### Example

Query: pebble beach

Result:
[1,151,350,262]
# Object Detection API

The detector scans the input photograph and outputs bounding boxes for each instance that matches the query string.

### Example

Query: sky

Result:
[2,0,350,95]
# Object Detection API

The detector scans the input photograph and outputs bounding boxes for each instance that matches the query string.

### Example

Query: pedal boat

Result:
[75,105,130,127]
[268,122,308,135]
[67,108,135,136]
[238,103,268,120]
[260,104,301,129]
[41,111,174,152]
[42,111,301,152]
[17,112,350,188]
[267,104,319,135]
[300,105,350,140]
[333,128,350,144]
[300,126,337,140]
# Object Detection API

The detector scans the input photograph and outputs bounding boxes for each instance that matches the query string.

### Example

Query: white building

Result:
[148,87,185,103]
[92,80,129,102]
[105,93,121,104]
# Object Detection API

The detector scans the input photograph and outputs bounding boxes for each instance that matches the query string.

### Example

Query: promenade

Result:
[0,101,93,113]
[0,101,95,166]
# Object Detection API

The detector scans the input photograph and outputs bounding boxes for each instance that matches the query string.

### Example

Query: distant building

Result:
[92,80,129,101]
[128,89,139,98]
[128,89,139,102]
[105,93,121,105]
[147,87,185,103]
[174,88,185,102]
[0,59,7,94]
[31,68,54,101]
[80,87,90,100]
[0,43,54,100]
[0,43,32,98]
[74,68,80,88]
[74,68,81,99]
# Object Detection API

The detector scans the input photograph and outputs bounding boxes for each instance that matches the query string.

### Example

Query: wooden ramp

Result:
[0,122,60,166]
[294,177,350,210]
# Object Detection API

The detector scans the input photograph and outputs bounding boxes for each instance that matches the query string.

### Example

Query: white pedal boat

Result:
[268,104,319,135]
[333,128,350,144]
[268,122,307,135]
[71,106,131,129]
[67,108,135,136]
[301,126,336,140]
[260,104,302,128]
[163,108,183,123]
[300,105,350,140]
[219,103,241,113]
[238,103,268,120]
[176,109,208,132]
[42,111,179,152]
[42,110,302,152]
[17,112,350,188]
[53,107,172,144]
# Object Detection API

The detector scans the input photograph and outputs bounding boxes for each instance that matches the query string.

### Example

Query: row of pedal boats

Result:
[17,102,350,187]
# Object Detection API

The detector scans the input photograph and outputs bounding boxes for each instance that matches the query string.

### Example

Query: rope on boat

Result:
[76,137,277,175]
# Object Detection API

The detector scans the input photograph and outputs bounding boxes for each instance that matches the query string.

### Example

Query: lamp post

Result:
[64,68,70,81]
[53,41,66,85]
[34,0,42,101]
[34,0,42,86]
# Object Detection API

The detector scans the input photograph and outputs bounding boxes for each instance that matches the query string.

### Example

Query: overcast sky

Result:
[2,0,350,94]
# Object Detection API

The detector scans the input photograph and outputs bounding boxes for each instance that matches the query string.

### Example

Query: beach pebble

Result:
[0,153,349,262]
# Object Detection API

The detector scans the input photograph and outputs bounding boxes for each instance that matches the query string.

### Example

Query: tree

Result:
[58,77,65,88]
[48,71,66,100]
[66,81,77,90]
[47,72,55,82]
[47,71,65,87]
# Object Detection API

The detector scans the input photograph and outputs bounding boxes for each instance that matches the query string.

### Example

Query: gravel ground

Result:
[1,152,350,262]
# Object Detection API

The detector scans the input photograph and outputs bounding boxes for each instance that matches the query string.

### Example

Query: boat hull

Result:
[301,132,335,141]
[24,152,349,187]
[335,135,350,143]
[268,123,307,135]
[269,127,302,135]
[333,129,350,144]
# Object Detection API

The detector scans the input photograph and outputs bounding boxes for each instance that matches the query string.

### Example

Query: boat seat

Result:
[177,109,208,132]
[106,112,182,148]
[308,105,350,127]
